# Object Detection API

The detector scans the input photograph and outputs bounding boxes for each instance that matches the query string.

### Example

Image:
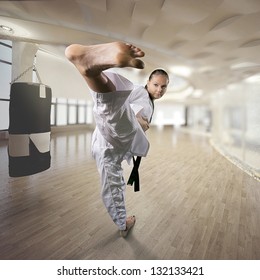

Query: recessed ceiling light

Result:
[244,74,260,83]
[170,65,192,77]
[0,25,13,33]
[231,62,260,69]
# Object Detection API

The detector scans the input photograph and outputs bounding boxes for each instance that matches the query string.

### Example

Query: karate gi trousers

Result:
[90,71,151,230]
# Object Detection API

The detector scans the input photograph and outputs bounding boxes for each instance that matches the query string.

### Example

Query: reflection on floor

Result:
[0,126,260,260]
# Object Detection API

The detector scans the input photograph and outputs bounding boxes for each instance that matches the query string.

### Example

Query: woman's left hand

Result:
[136,114,149,131]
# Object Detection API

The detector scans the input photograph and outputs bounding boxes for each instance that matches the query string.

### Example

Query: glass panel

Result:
[56,104,67,125]
[187,105,211,131]
[0,39,12,45]
[78,106,85,123]
[244,85,260,170]
[211,83,260,176]
[0,43,12,61]
[0,101,9,130]
[68,105,77,124]
[0,63,11,99]
[172,105,185,126]
[153,104,185,126]
[86,102,93,124]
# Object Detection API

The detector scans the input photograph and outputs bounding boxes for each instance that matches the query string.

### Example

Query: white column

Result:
[11,41,38,83]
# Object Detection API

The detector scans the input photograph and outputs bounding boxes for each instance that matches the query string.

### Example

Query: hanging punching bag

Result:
[8,82,52,177]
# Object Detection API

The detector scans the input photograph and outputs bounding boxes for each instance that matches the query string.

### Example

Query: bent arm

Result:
[136,112,149,132]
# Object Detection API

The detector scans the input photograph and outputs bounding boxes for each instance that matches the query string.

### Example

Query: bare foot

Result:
[120,215,136,238]
[65,42,145,77]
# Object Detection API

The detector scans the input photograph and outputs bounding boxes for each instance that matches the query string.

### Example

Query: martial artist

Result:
[65,42,169,237]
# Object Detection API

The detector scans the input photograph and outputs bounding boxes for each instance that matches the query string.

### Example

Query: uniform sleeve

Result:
[129,86,153,122]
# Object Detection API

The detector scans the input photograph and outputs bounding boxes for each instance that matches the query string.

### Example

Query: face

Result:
[146,74,169,100]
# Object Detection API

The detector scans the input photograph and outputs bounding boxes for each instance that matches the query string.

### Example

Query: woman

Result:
[65,42,169,237]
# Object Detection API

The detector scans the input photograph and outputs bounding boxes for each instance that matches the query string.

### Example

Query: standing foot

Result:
[120,215,136,238]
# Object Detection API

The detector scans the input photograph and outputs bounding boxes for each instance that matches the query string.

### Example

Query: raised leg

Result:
[65,42,145,93]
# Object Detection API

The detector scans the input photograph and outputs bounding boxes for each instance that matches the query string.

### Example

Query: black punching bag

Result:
[8,82,52,177]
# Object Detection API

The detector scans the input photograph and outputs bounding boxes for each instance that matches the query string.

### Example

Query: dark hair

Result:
[148,69,169,81]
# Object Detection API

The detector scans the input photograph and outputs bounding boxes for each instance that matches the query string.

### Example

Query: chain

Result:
[10,64,42,84]
[34,66,42,84]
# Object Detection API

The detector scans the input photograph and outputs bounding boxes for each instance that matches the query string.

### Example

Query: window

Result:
[68,105,77,124]
[0,101,9,130]
[53,98,89,126]
[0,40,12,131]
[78,106,86,123]
[56,103,67,126]
[0,63,11,99]
[0,41,12,61]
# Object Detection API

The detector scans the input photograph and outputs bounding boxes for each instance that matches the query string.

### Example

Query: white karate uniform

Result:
[90,71,153,230]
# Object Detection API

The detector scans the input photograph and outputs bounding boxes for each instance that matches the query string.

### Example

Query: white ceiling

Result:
[1,0,260,102]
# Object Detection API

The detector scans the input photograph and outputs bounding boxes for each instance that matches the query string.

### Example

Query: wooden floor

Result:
[0,126,260,260]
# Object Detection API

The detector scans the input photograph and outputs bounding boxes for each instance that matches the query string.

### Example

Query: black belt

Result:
[127,156,142,192]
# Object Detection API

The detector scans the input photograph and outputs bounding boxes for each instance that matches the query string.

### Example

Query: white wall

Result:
[36,50,91,101]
